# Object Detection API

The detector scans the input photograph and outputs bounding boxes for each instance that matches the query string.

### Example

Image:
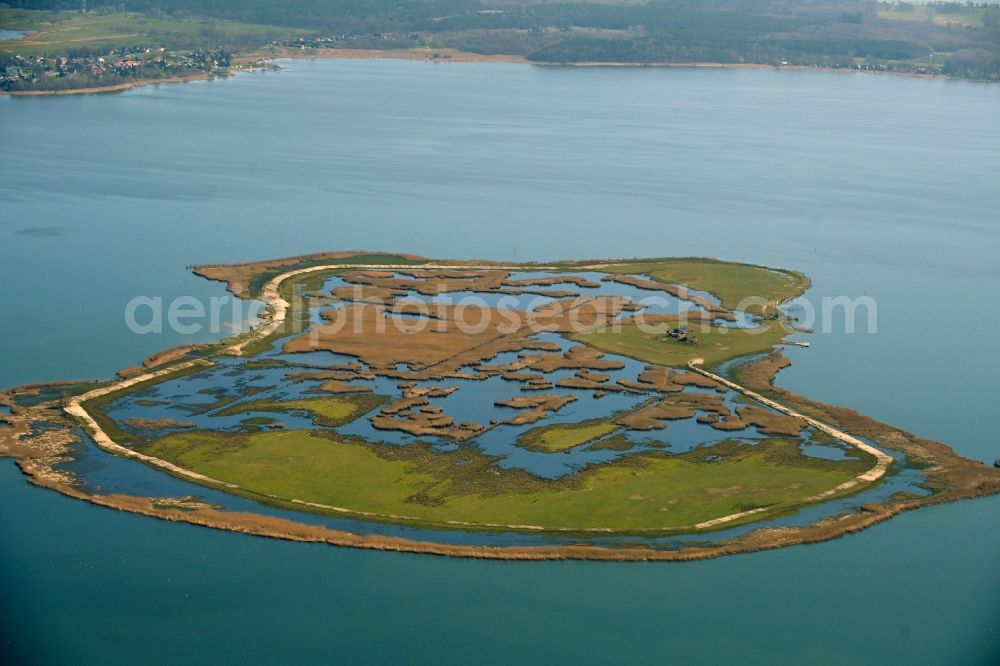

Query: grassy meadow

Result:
[142,429,873,532]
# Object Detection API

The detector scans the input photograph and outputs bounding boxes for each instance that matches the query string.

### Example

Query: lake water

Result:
[0,29,26,41]
[1,59,998,664]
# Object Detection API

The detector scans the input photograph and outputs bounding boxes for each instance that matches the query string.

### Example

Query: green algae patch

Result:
[518,419,621,452]
[241,416,280,426]
[141,430,871,532]
[569,320,789,369]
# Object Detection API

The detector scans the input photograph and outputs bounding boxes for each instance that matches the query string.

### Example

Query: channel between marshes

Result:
[65,262,887,535]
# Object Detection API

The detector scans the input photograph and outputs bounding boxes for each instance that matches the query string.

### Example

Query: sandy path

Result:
[65,361,234,487]
[224,262,559,355]
[687,359,893,529]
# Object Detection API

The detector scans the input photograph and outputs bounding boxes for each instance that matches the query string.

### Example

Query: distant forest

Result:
[6,0,1000,80]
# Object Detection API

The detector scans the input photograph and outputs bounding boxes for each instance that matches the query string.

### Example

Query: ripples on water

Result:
[1,60,998,663]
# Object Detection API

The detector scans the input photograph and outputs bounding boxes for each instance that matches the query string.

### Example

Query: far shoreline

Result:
[254,47,958,83]
[2,46,973,98]
[1,72,216,97]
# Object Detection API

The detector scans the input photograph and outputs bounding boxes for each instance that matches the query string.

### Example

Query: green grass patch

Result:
[586,434,639,451]
[518,419,620,452]
[878,6,986,28]
[0,9,310,56]
[141,429,873,533]
[569,319,790,370]
[241,416,279,426]
[602,258,809,314]
[240,359,293,370]
[213,394,388,427]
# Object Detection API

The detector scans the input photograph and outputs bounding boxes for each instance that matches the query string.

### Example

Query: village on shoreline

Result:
[3,2,998,96]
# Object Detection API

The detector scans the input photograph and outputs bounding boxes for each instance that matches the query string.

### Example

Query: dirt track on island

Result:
[686,359,893,529]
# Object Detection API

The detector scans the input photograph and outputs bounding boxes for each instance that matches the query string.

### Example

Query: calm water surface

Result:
[1,60,998,664]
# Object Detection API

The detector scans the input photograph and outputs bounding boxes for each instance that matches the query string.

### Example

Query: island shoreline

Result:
[3,409,997,562]
[3,251,998,561]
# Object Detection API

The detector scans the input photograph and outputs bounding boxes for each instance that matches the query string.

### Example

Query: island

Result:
[1,252,997,560]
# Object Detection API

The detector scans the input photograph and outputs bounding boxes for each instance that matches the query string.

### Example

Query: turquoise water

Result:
[1,60,998,664]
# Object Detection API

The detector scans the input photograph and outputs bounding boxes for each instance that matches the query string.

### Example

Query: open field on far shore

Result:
[0,8,307,56]
[879,5,987,27]
[248,46,528,64]
[141,429,873,532]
